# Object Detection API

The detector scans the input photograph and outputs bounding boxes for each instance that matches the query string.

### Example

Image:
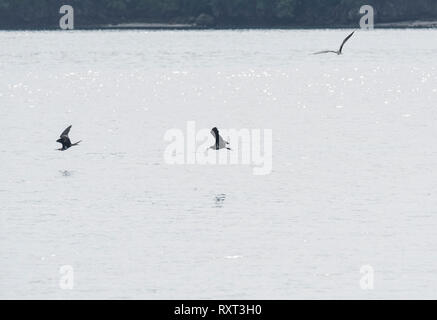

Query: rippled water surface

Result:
[1,29,437,299]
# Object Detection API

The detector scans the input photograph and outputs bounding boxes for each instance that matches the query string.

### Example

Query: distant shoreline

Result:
[1,20,437,31]
[99,20,437,30]
[375,20,437,28]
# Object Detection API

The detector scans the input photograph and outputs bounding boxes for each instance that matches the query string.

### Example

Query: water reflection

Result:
[59,170,72,177]
[214,193,226,208]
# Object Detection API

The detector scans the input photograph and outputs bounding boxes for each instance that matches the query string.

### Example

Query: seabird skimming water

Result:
[56,125,81,151]
[210,127,231,150]
[313,31,355,55]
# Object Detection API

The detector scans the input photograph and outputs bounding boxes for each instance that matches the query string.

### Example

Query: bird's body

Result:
[56,125,81,151]
[313,31,355,55]
[209,127,231,150]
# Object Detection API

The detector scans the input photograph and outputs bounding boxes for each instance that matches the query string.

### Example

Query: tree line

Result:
[0,0,436,28]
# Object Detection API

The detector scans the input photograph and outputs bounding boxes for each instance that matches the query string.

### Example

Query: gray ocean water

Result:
[1,29,437,299]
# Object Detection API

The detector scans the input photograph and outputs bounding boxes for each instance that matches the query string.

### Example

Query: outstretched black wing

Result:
[313,50,339,55]
[60,125,72,138]
[339,31,355,54]
[211,127,219,149]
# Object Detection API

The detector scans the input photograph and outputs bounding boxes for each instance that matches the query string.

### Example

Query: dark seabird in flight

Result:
[313,31,355,55]
[56,125,81,151]
[210,127,231,150]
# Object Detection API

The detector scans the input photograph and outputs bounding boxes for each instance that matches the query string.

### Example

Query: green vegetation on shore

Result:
[0,0,436,29]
